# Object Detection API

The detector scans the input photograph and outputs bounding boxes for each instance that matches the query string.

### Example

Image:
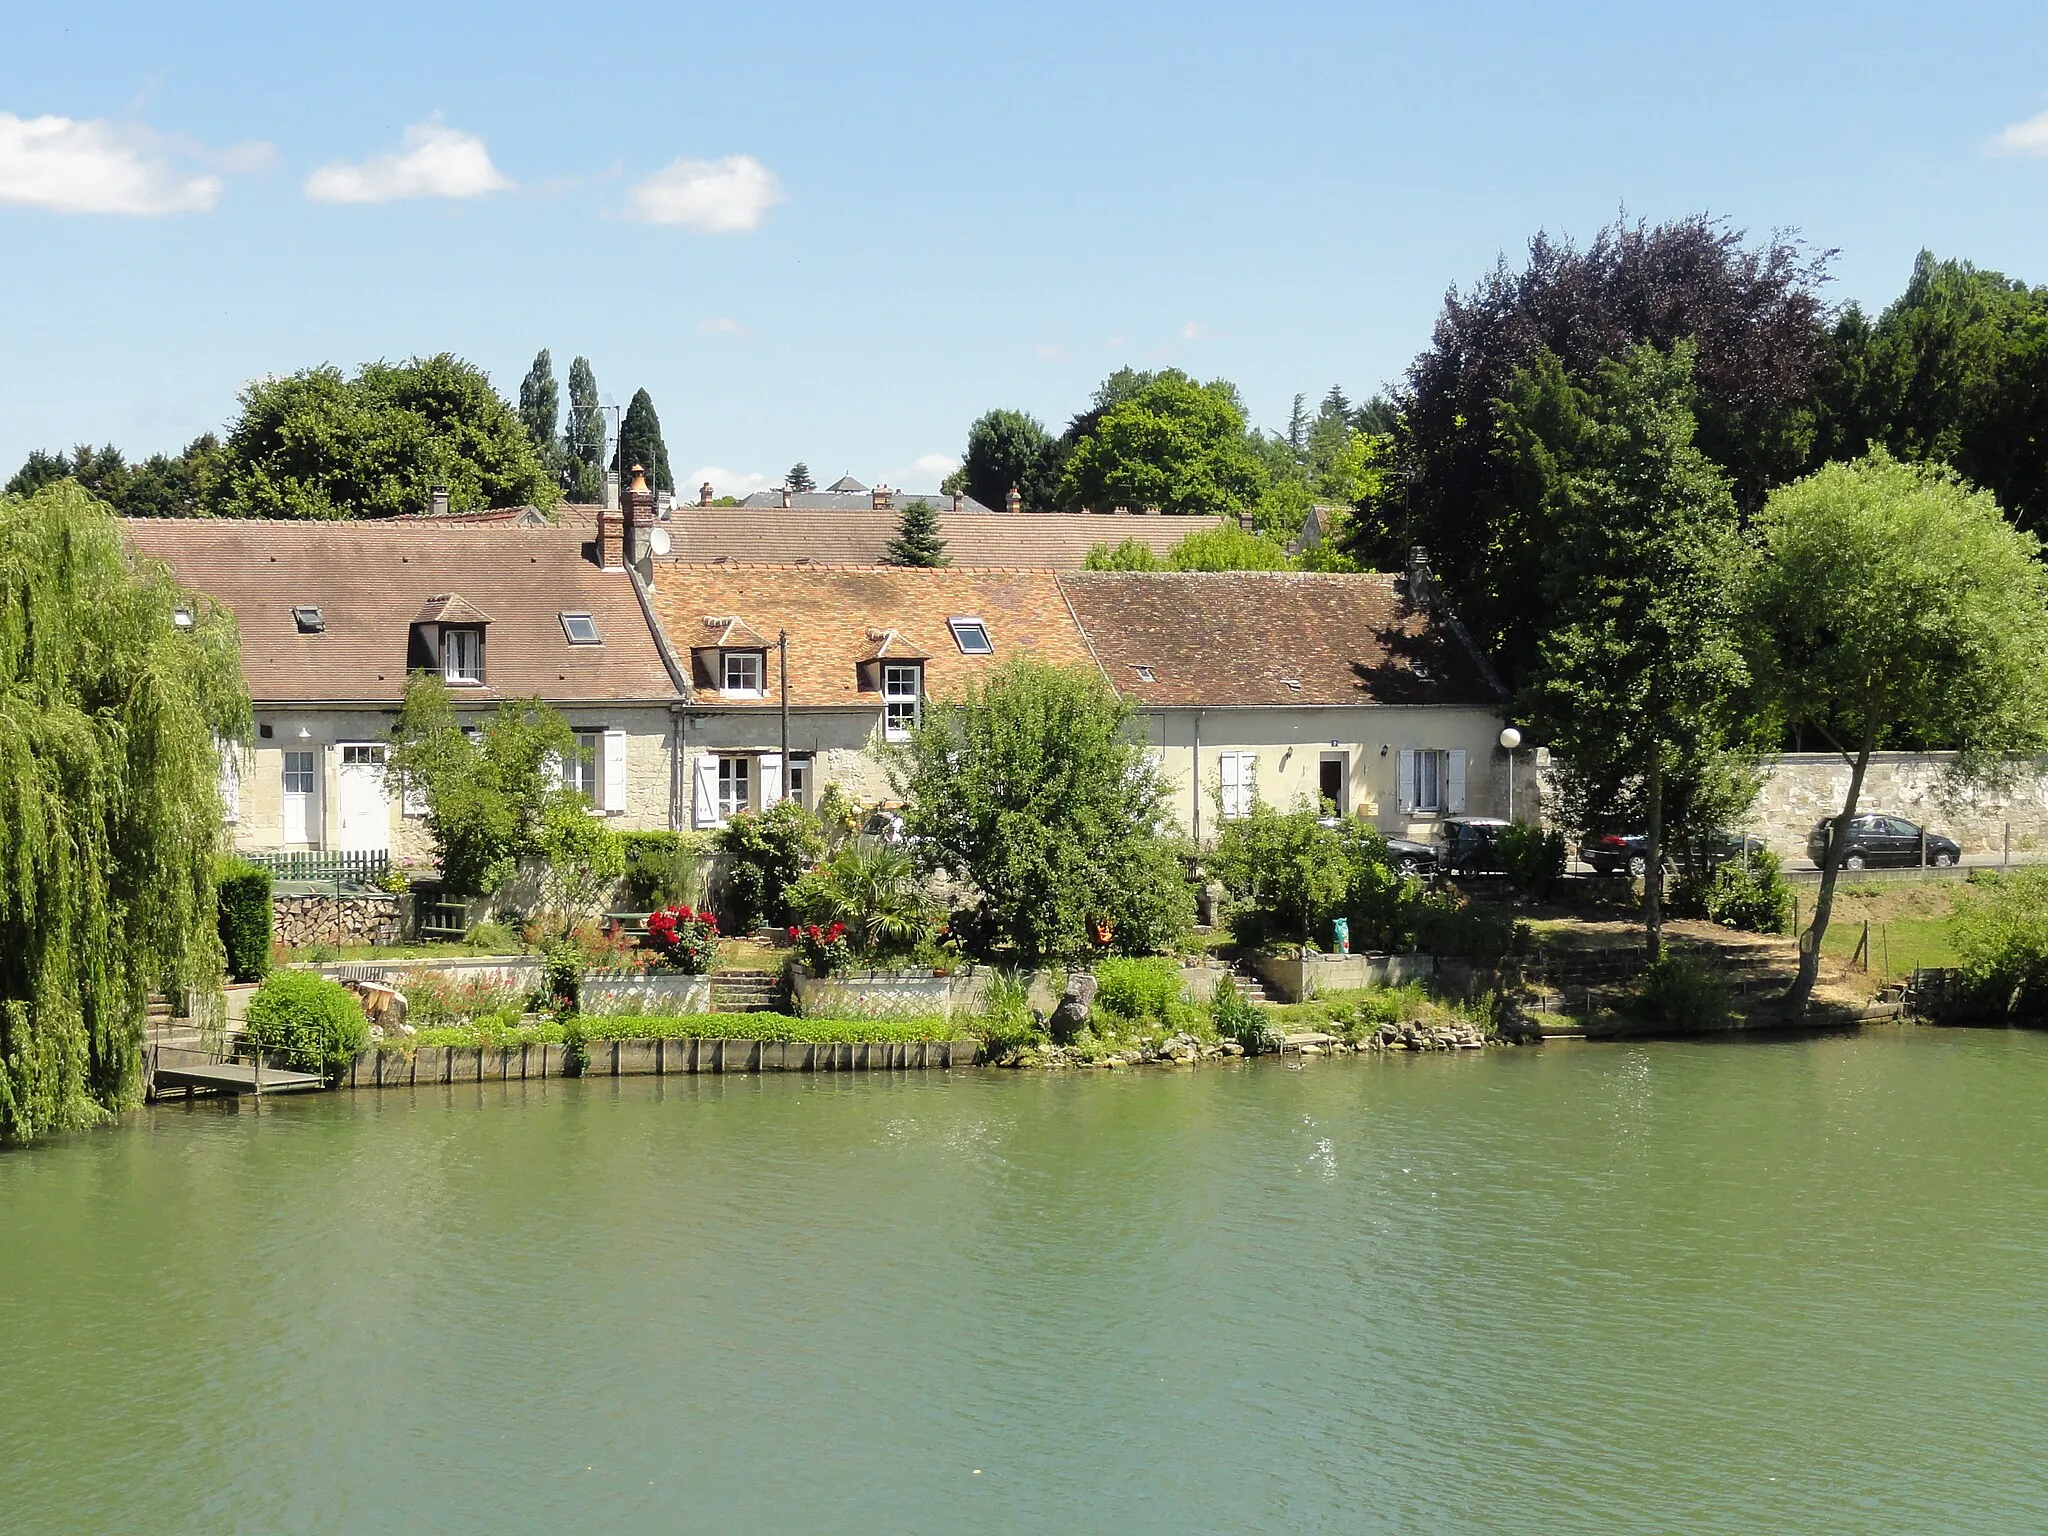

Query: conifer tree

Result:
[616,388,674,493]
[564,356,605,503]
[518,349,561,463]
[786,462,815,493]
[883,497,949,566]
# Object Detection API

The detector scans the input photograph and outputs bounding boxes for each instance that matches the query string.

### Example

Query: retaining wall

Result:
[581,973,714,1014]
[343,1034,976,1087]
[1250,952,1436,1002]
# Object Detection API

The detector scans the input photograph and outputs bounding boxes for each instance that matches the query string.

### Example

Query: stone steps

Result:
[709,970,783,1014]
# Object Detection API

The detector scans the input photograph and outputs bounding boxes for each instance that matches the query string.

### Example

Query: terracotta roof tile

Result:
[122,519,676,705]
[1055,571,1500,708]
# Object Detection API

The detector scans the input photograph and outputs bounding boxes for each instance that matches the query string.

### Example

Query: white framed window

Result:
[722,650,764,696]
[883,663,922,741]
[564,730,600,803]
[559,612,601,645]
[1218,751,1257,820]
[717,756,752,820]
[1397,749,1466,816]
[283,751,318,796]
[443,627,482,685]
[947,617,993,655]
[786,754,812,809]
[340,744,385,768]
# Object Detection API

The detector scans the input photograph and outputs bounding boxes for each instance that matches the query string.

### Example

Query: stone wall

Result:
[1746,753,2048,860]
[1250,952,1436,1003]
[274,893,402,949]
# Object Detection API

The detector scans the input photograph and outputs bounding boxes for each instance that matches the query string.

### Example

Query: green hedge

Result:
[244,969,368,1076]
[215,857,273,982]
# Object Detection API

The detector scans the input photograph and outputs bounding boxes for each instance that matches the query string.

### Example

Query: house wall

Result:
[1139,705,1518,841]
[678,707,895,827]
[229,703,680,858]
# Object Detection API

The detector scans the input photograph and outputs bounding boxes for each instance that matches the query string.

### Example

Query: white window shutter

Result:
[542,749,565,788]
[1219,751,1241,819]
[758,752,782,806]
[692,755,719,828]
[602,729,628,814]
[218,744,240,823]
[1241,752,1257,812]
[1397,749,1415,813]
[1446,749,1466,814]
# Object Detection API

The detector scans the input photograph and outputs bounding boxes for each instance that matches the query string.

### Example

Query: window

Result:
[1133,665,1156,683]
[283,751,318,796]
[564,730,600,803]
[883,663,922,741]
[559,612,601,645]
[1397,748,1465,816]
[173,606,193,630]
[292,605,324,634]
[786,754,813,809]
[341,744,385,767]
[948,617,993,655]
[1219,752,1257,820]
[722,650,764,696]
[718,756,752,820]
[443,627,482,685]
[1412,749,1443,814]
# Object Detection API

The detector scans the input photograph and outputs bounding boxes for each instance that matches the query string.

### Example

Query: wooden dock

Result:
[149,1045,327,1099]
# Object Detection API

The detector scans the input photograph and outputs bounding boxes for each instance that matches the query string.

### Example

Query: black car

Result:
[1807,814,1960,870]
[1384,836,1439,876]
[1580,828,1767,879]
[1437,817,1512,874]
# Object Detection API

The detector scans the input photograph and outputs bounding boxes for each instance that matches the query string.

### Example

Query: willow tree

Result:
[0,482,249,1141]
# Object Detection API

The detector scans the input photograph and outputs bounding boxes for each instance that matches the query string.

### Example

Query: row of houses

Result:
[123,475,1519,862]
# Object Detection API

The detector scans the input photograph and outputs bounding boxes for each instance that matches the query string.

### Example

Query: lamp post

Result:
[1499,726,1523,822]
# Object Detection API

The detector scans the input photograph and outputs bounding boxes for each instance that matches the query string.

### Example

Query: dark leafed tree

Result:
[5,449,74,500]
[883,497,949,566]
[785,462,815,493]
[0,481,250,1141]
[616,388,674,493]
[961,408,1060,512]
[122,435,226,517]
[563,356,605,503]
[518,349,561,463]
[1358,215,1833,688]
[1284,393,1310,457]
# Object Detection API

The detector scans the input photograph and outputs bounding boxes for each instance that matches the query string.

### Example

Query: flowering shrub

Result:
[787,921,853,974]
[645,904,720,974]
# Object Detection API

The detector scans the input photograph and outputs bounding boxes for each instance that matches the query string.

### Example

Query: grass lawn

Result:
[1814,878,1965,982]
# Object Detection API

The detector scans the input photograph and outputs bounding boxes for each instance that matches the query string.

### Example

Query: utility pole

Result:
[779,629,790,802]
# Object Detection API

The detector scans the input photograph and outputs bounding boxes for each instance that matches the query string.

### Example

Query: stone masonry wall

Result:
[1747,753,2048,860]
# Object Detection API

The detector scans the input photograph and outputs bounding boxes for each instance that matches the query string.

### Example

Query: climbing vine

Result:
[0,481,250,1140]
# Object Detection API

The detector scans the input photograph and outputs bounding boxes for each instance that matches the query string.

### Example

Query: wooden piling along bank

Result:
[345,1036,979,1088]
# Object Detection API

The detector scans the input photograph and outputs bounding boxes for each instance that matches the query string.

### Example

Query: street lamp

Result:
[1499,726,1523,822]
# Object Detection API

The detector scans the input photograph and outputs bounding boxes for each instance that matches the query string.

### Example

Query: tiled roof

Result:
[1055,571,1501,708]
[414,593,493,625]
[122,520,677,706]
[648,566,1096,706]
[658,510,1230,569]
[732,489,1000,514]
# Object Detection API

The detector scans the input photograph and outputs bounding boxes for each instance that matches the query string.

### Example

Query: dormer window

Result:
[721,650,765,697]
[883,663,922,741]
[948,617,993,655]
[443,627,483,685]
[559,612,600,645]
[292,605,324,634]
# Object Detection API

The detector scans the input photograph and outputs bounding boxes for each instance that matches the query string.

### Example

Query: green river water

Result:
[5,1028,2046,1534]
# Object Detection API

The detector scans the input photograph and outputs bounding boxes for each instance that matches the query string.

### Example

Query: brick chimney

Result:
[1404,545,1437,611]
[622,465,657,577]
[871,485,894,511]
[1005,486,1022,515]
[699,481,715,507]
[951,491,964,514]
[428,485,449,518]
[778,486,792,509]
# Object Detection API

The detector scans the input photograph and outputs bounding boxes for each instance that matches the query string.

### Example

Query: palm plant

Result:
[787,840,933,961]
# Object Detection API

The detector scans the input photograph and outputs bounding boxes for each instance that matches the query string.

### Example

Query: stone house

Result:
[122,516,686,861]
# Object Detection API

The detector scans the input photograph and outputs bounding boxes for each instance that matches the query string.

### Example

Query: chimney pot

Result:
[699,481,715,507]
[951,491,963,514]
[428,485,449,518]
[1113,505,1130,517]
[779,486,792,509]
[621,466,658,576]
[1142,503,1160,516]
[1005,486,1022,515]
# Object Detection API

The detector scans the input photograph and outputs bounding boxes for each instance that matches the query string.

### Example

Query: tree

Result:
[5,449,75,499]
[1505,342,1749,959]
[213,355,558,519]
[1082,538,1167,571]
[0,482,249,1141]
[1056,370,1268,515]
[890,656,1193,962]
[518,349,561,468]
[1739,451,2048,1010]
[8,437,224,517]
[1362,215,1833,687]
[388,674,581,897]
[961,408,1060,512]
[1167,523,1293,570]
[616,387,673,493]
[1284,394,1310,457]
[786,462,815,493]
[883,497,949,566]
[563,356,605,503]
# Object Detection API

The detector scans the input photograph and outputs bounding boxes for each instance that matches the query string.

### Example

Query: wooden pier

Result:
[148,1044,327,1099]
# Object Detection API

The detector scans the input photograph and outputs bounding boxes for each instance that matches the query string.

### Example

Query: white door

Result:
[283,750,319,846]
[335,744,389,851]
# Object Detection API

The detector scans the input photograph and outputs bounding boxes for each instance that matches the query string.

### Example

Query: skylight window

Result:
[559,612,601,645]
[172,607,194,630]
[948,617,993,655]
[1133,665,1157,683]
[292,606,324,634]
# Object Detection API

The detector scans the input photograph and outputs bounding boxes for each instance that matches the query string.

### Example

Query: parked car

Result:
[1807,814,1960,870]
[1580,828,1768,879]
[1383,836,1439,876]
[1437,817,1512,874]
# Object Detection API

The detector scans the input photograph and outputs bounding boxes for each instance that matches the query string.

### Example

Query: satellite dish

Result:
[649,527,672,557]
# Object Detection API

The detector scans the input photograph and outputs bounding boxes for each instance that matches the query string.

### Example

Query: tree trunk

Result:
[1643,749,1664,963]
[1785,732,1876,1014]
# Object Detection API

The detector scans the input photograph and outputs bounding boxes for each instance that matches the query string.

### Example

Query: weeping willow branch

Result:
[0,482,250,1141]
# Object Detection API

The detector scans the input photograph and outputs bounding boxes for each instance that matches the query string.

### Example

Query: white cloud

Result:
[1034,344,1068,362]
[877,453,961,492]
[630,154,784,232]
[1987,107,2048,157]
[1181,321,1207,341]
[0,111,223,214]
[304,121,512,204]
[685,466,772,499]
[697,317,748,336]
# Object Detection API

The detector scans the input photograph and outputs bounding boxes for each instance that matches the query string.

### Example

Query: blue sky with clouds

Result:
[4,0,2046,497]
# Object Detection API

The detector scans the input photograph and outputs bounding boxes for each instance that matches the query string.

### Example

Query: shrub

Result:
[788,921,854,974]
[1213,808,1413,951]
[1627,953,1731,1031]
[540,940,582,1015]
[1675,848,1793,934]
[215,857,272,982]
[534,798,626,931]
[1413,892,1528,960]
[975,969,1041,1056]
[243,970,368,1077]
[645,904,721,974]
[1497,823,1567,897]
[716,800,825,931]
[1213,975,1283,1054]
[1951,868,2048,1017]
[402,970,526,1027]
[464,918,521,954]
[620,830,708,910]
[786,840,933,961]
[1093,957,1185,1024]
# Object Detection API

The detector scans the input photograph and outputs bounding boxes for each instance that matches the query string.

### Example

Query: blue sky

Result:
[4,0,2046,497]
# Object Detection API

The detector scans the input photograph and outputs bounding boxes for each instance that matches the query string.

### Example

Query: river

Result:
[5,1028,2045,1534]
